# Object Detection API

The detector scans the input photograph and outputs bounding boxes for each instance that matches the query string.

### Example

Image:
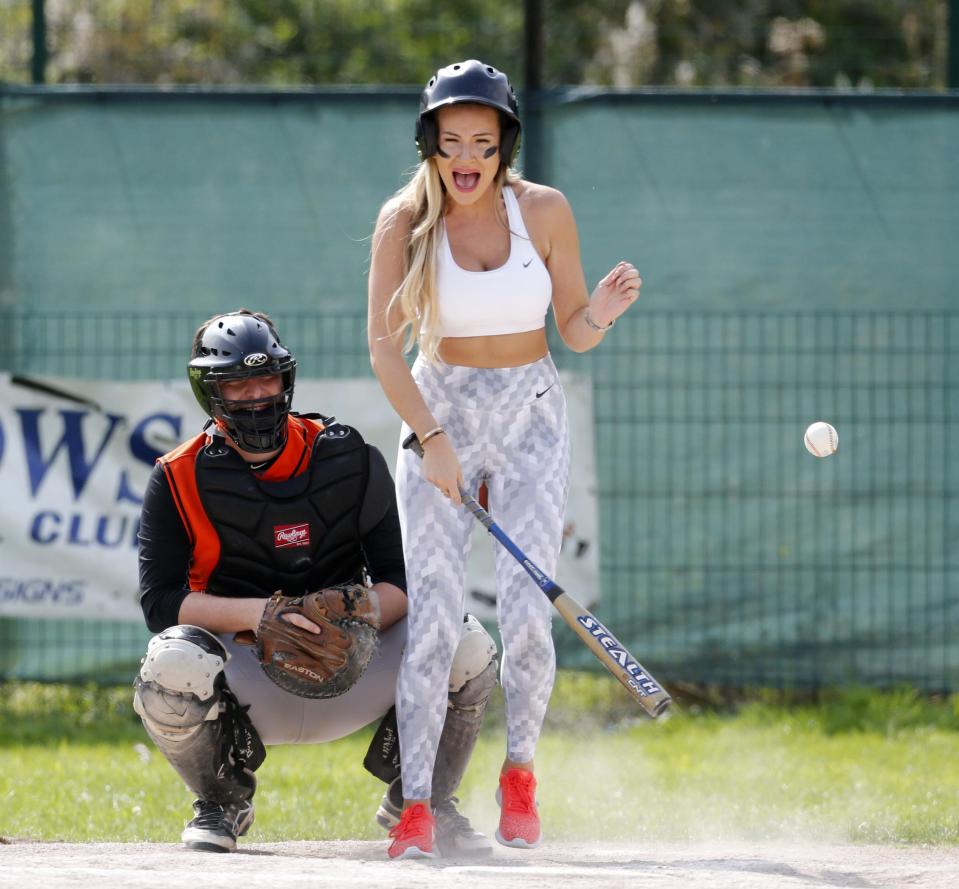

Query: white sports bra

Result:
[436,185,552,338]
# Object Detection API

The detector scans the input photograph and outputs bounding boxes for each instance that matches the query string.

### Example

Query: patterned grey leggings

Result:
[395,354,570,800]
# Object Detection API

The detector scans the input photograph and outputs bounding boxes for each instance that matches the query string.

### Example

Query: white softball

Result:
[804,421,838,457]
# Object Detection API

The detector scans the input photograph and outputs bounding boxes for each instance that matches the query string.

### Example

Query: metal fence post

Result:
[950,0,959,89]
[31,0,47,84]
[522,0,543,183]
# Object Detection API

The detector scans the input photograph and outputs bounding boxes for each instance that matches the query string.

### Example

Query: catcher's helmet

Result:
[415,59,521,165]
[188,311,296,454]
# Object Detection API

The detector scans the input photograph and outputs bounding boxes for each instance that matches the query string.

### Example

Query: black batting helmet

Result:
[415,59,521,166]
[188,311,296,454]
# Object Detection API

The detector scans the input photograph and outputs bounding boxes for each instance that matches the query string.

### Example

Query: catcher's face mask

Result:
[213,374,288,454]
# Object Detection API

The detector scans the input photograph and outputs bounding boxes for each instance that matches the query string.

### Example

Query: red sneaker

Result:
[387,803,436,860]
[495,768,541,848]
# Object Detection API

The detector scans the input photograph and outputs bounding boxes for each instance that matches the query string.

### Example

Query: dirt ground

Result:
[1,839,957,889]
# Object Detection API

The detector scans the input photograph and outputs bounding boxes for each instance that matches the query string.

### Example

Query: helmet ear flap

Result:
[501,119,521,167]
[415,113,438,160]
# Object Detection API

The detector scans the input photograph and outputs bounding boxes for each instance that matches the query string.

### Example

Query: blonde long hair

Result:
[385,159,521,361]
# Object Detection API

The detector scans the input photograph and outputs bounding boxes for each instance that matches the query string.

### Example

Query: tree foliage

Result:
[0,0,949,88]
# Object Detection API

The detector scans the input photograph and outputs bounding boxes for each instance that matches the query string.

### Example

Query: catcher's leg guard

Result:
[133,626,265,805]
[432,615,497,804]
[365,615,496,803]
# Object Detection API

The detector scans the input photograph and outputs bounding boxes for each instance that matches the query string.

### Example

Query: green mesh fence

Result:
[2,88,956,317]
[561,310,958,690]
[1,87,957,689]
[0,308,956,690]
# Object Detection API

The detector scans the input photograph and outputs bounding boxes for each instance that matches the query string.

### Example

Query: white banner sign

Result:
[0,373,599,623]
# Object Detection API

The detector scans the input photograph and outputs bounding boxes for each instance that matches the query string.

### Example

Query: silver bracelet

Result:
[584,307,615,332]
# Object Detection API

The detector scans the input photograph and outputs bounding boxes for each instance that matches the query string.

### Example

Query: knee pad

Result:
[449,659,497,714]
[448,614,497,694]
[133,625,264,804]
[133,625,228,736]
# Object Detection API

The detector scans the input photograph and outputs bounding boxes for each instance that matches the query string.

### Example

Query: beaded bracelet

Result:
[419,426,446,445]
[584,307,615,332]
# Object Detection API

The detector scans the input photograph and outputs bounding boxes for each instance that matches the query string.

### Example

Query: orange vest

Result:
[158,415,325,591]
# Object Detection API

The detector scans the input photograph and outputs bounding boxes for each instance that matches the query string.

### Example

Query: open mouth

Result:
[452,171,481,192]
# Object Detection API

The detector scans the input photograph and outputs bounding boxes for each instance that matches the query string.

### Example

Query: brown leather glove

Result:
[251,584,380,699]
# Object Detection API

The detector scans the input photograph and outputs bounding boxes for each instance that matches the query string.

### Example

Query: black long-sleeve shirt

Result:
[138,443,406,632]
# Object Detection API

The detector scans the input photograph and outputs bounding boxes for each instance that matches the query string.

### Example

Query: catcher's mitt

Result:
[249,584,381,699]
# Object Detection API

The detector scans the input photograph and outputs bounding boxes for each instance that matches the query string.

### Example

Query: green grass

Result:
[2,677,959,844]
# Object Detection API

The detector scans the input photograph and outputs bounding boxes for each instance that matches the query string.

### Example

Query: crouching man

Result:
[133,310,496,858]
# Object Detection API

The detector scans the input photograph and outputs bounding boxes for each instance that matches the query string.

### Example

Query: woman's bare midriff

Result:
[437,328,549,368]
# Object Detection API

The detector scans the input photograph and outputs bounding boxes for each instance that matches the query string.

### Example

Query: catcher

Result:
[133,310,497,858]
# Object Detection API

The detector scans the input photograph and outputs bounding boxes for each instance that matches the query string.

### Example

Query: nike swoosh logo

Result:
[523,258,533,268]
[535,385,553,399]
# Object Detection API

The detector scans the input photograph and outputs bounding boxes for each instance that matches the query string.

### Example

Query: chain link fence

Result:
[1,308,956,690]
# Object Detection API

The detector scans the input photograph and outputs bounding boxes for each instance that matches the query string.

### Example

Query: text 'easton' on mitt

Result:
[253,584,381,699]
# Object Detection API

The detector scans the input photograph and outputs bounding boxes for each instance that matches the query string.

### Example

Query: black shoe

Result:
[181,798,254,853]
[434,797,493,858]
[375,777,404,830]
